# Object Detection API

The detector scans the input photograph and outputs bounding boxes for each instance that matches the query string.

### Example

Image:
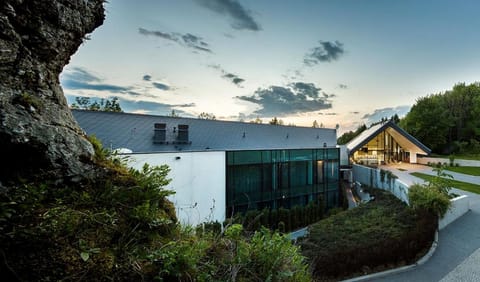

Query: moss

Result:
[13,92,43,111]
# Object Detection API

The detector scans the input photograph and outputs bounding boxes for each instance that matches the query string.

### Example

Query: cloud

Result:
[174,103,196,108]
[351,111,360,114]
[304,40,345,65]
[223,73,245,86]
[61,67,174,100]
[152,82,170,91]
[138,28,212,53]
[63,80,130,93]
[362,105,411,125]
[319,112,338,116]
[65,67,101,83]
[61,67,132,93]
[208,64,245,86]
[194,0,261,31]
[116,99,195,117]
[338,83,348,89]
[236,82,332,117]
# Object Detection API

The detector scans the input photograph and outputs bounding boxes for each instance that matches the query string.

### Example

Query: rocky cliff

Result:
[0,0,105,183]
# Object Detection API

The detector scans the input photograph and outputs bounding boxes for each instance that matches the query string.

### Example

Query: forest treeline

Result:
[400,82,480,154]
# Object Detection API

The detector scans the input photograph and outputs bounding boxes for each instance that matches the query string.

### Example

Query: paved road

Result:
[368,164,480,282]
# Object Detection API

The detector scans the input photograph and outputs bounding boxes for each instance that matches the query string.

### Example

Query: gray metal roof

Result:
[346,120,431,155]
[72,110,337,153]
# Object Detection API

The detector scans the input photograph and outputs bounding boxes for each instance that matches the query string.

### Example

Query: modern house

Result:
[72,110,341,226]
[345,120,431,166]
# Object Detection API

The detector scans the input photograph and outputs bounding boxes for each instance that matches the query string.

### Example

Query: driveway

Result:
[379,163,480,186]
[367,163,480,282]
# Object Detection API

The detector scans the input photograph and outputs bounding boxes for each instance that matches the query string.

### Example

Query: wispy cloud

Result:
[236,82,332,117]
[304,40,345,66]
[62,67,132,93]
[152,82,170,91]
[138,28,212,53]
[208,64,245,86]
[112,99,195,117]
[362,105,410,125]
[194,0,261,31]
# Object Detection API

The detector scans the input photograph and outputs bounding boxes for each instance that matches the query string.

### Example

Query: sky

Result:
[60,0,480,135]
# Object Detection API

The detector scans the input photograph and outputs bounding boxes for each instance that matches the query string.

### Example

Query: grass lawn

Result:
[398,168,407,171]
[410,172,480,194]
[444,166,480,176]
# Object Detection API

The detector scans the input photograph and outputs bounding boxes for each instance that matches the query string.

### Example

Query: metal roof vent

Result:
[153,123,166,144]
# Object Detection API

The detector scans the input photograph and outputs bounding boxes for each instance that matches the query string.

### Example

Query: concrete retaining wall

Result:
[352,165,470,229]
[418,157,480,167]
[352,164,410,204]
[439,195,470,230]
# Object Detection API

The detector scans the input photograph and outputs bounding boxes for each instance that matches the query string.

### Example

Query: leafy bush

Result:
[409,184,451,218]
[409,165,454,218]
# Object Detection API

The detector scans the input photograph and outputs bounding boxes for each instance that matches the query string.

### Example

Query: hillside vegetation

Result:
[0,147,311,281]
[400,82,480,155]
[300,189,436,281]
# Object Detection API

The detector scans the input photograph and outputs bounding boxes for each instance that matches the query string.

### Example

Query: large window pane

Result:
[232,150,262,165]
[316,161,324,183]
[290,149,313,161]
[226,148,340,216]
[290,161,308,187]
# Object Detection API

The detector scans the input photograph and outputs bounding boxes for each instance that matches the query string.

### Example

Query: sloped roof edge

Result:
[347,120,431,155]
[389,122,431,154]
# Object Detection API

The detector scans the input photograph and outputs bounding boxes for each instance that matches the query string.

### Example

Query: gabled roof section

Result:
[72,110,337,153]
[346,120,431,155]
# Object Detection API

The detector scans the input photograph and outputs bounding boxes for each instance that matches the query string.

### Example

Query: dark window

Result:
[177,124,189,143]
[153,123,166,143]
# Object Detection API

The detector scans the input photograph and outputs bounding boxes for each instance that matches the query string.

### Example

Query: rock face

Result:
[0,0,105,183]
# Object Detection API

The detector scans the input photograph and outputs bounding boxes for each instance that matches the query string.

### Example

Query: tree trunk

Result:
[0,0,105,184]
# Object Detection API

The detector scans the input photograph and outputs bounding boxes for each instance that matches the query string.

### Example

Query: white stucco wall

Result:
[439,195,470,230]
[409,151,418,163]
[126,151,226,226]
[418,156,480,167]
[352,164,410,203]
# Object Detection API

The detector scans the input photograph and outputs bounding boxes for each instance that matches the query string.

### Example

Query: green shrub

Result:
[449,154,455,166]
[409,184,451,218]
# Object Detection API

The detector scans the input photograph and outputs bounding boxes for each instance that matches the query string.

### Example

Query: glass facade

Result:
[352,129,408,165]
[226,148,340,215]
